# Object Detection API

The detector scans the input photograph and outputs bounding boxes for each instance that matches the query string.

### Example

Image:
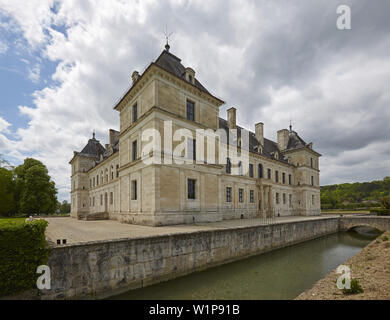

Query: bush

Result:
[343,278,364,295]
[370,208,390,216]
[0,219,50,296]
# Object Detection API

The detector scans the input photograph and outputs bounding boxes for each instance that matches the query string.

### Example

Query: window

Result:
[187,138,196,161]
[283,193,286,205]
[116,164,119,178]
[250,190,254,203]
[282,172,286,184]
[188,74,193,83]
[311,176,314,186]
[275,170,279,183]
[258,163,263,178]
[289,194,292,207]
[110,192,113,205]
[186,100,195,121]
[312,195,315,205]
[93,197,95,206]
[226,158,231,174]
[289,174,292,185]
[105,169,108,182]
[93,177,95,187]
[132,140,138,161]
[131,180,137,200]
[267,169,271,180]
[249,164,254,178]
[96,175,99,186]
[276,192,279,204]
[310,158,313,168]
[238,161,243,176]
[188,179,196,199]
[90,179,92,188]
[111,166,114,180]
[100,194,103,205]
[133,103,138,122]
[226,187,232,203]
[239,188,244,203]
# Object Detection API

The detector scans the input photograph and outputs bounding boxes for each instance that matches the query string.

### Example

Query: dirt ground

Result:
[296,231,390,300]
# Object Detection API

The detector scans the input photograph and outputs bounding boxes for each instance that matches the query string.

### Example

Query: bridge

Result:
[339,215,390,232]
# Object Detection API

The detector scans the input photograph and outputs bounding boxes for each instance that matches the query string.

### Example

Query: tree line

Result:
[321,177,390,209]
[0,156,64,217]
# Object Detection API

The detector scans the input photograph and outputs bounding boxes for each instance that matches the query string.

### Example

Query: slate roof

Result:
[79,137,106,158]
[154,49,210,94]
[286,131,307,150]
[218,118,288,163]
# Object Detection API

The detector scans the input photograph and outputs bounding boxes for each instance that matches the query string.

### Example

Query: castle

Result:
[70,45,321,226]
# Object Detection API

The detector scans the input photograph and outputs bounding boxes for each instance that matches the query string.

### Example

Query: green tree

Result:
[59,200,71,214]
[0,167,15,216]
[15,158,57,215]
[380,196,390,210]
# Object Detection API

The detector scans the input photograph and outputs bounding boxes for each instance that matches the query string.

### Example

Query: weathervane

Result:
[289,120,293,132]
[164,24,173,51]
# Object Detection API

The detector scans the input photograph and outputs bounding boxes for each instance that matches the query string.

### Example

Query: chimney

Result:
[255,122,264,146]
[277,129,289,150]
[227,107,237,129]
[131,70,140,84]
[109,129,118,146]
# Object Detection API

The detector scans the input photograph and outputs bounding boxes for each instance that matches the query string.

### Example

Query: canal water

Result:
[110,228,380,300]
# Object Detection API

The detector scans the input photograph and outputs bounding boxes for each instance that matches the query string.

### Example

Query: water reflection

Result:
[110,229,380,300]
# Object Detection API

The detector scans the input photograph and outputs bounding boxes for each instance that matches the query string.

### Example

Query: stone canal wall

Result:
[42,217,339,299]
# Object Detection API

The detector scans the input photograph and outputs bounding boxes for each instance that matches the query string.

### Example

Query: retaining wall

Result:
[42,217,339,299]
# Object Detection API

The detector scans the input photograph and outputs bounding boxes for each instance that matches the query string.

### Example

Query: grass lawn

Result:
[321,210,371,215]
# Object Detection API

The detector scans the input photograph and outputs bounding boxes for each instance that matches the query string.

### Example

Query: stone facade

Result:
[70,47,321,226]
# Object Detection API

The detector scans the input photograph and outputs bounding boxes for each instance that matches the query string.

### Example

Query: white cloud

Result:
[27,63,41,83]
[0,40,7,54]
[0,0,390,201]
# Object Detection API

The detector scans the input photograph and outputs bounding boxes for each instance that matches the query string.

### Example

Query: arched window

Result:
[116,164,119,178]
[258,163,263,178]
[226,158,231,174]
[111,165,114,180]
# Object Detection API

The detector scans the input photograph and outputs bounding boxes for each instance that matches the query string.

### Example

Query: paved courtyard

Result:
[44,215,336,245]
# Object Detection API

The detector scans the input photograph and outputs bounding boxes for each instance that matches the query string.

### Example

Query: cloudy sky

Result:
[0,0,389,200]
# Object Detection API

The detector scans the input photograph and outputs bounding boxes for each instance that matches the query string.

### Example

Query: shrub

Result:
[370,208,390,216]
[381,235,389,241]
[0,219,50,296]
[343,278,364,295]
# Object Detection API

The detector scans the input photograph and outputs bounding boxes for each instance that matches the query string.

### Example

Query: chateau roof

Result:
[79,136,106,158]
[286,131,307,150]
[154,50,211,95]
[218,118,289,164]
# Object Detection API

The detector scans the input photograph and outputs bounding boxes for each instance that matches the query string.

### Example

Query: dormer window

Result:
[185,67,195,84]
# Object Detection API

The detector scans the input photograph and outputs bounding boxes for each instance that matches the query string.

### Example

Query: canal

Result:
[110,228,380,300]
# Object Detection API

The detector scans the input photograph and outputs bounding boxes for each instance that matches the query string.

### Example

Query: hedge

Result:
[370,208,390,216]
[0,219,50,296]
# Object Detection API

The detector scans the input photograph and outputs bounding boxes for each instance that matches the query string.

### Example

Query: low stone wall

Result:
[42,217,339,299]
